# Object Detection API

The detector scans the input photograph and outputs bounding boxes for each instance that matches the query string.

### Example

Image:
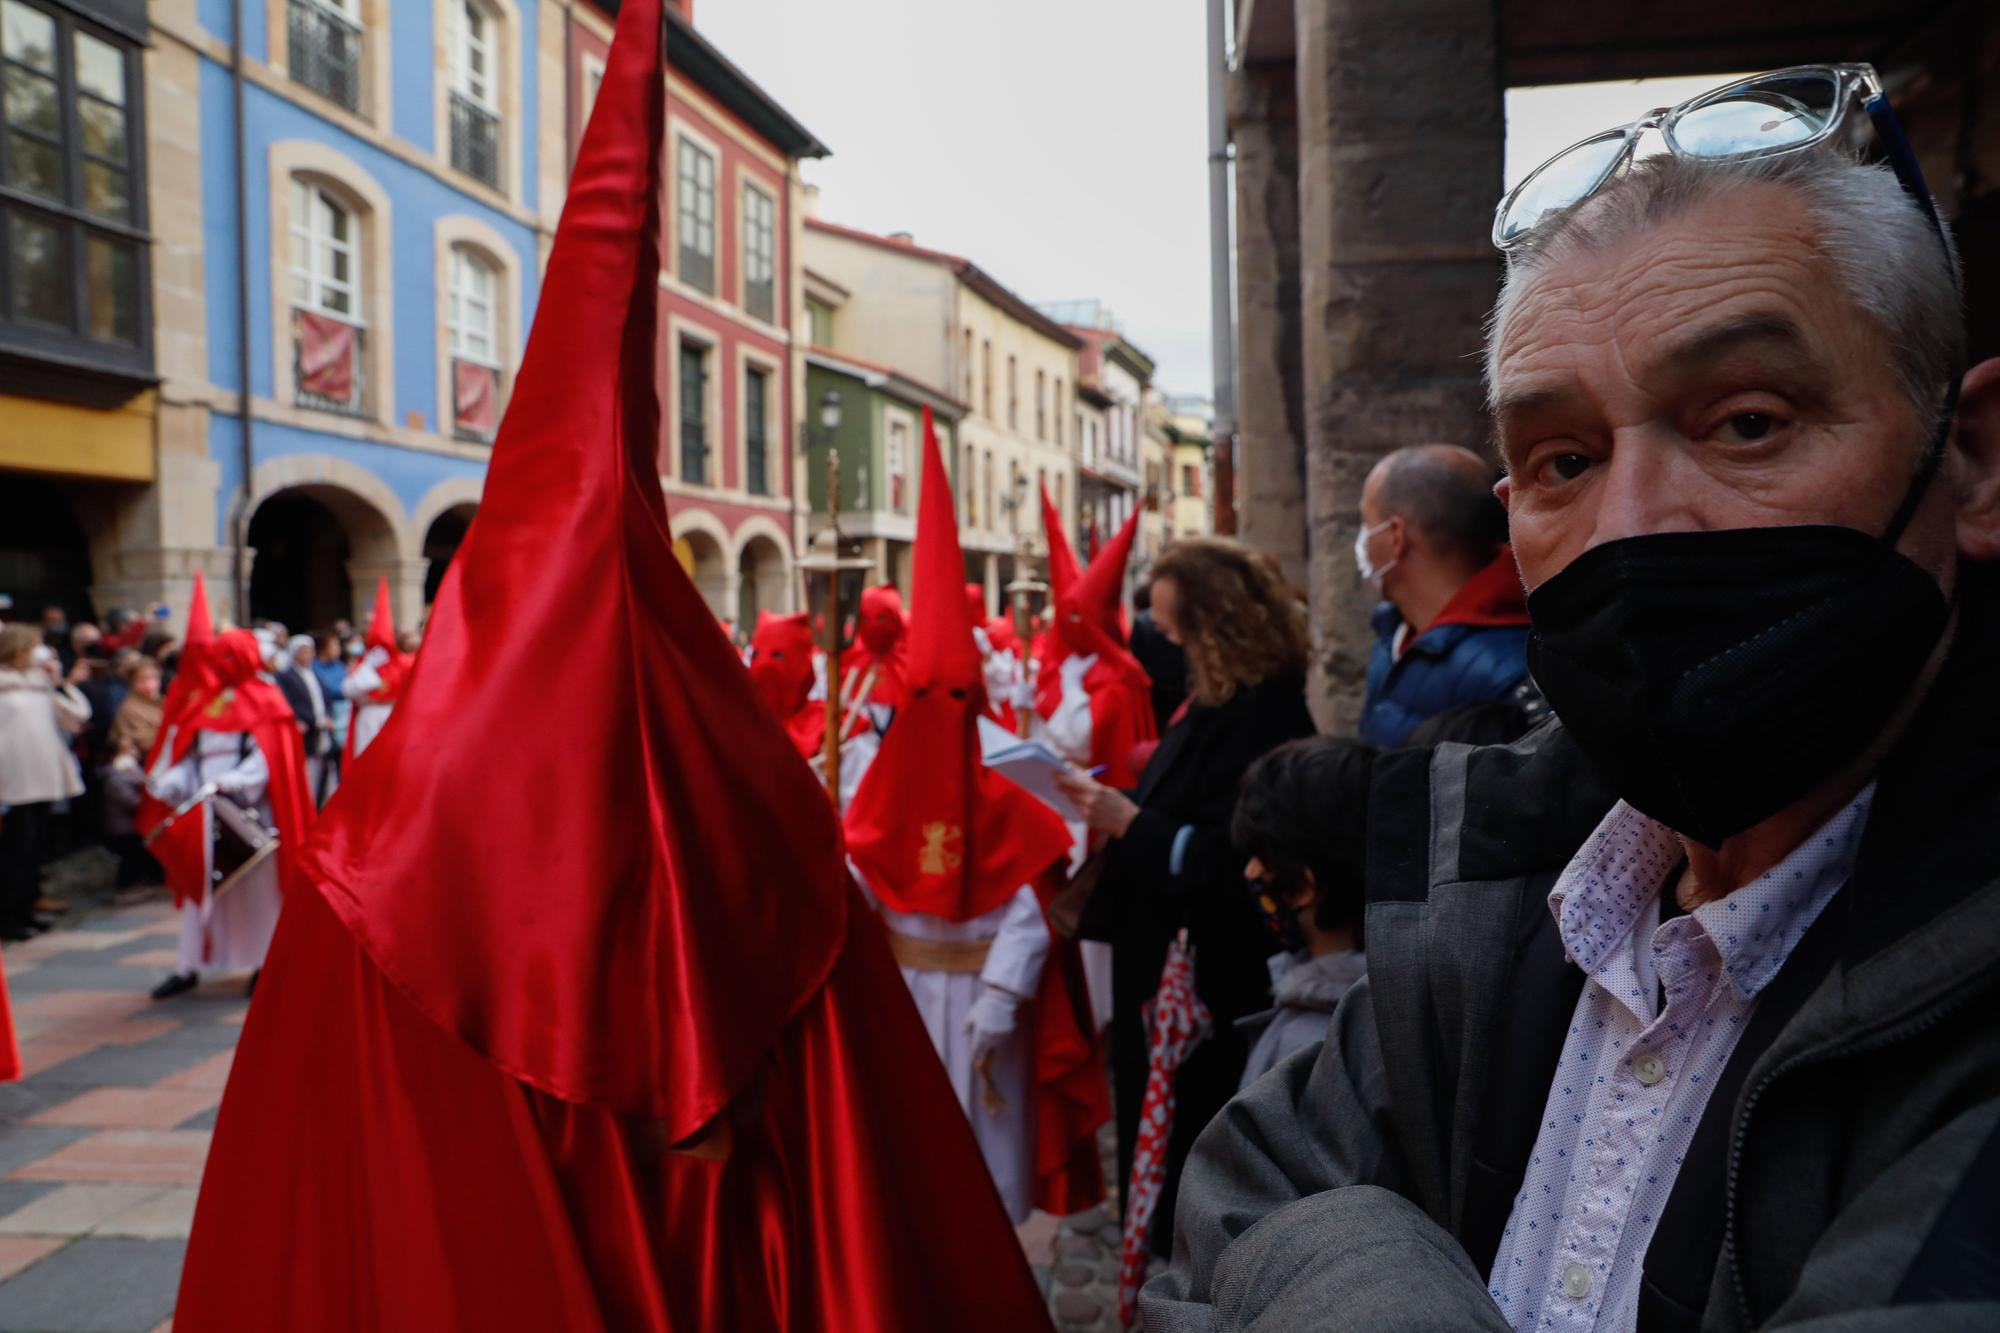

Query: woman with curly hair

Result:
[1057,536,1315,1256]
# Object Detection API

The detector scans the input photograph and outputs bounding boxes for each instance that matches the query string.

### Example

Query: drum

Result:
[210,795,277,897]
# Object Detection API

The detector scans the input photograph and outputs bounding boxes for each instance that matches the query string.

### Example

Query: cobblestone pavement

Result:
[1021,1122,1130,1332]
[0,891,235,1333]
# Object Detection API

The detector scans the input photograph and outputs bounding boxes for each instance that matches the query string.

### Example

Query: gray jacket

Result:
[1141,600,2000,1332]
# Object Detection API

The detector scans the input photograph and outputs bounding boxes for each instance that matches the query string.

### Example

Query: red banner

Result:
[454,359,498,438]
[296,308,356,403]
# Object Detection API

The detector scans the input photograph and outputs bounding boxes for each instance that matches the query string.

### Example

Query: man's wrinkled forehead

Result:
[1492,191,1854,420]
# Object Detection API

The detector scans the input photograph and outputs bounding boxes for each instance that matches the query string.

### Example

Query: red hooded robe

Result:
[1039,507,1156,788]
[837,583,907,717]
[143,628,315,908]
[749,609,826,761]
[176,7,1051,1327]
[845,410,1110,1217]
[340,577,411,769]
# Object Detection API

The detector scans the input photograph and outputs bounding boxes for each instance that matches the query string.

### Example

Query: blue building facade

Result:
[144,0,555,634]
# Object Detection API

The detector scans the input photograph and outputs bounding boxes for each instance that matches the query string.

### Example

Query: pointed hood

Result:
[156,572,218,740]
[749,609,815,720]
[184,571,214,651]
[362,577,400,655]
[1063,503,1141,648]
[351,576,412,712]
[1040,483,1078,606]
[845,408,1070,922]
[295,0,846,1141]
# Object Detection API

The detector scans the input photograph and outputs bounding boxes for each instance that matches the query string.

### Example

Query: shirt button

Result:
[1633,1051,1666,1086]
[1562,1262,1592,1301]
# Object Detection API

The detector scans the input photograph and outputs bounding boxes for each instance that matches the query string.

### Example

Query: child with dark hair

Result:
[1230,735,1375,1089]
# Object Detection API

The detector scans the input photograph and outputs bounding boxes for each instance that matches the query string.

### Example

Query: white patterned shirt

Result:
[1485,785,1874,1330]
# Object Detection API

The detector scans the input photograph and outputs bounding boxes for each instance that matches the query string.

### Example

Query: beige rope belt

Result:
[885,930,992,974]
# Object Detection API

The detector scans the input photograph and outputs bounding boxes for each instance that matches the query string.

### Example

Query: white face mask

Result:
[1354,518,1399,586]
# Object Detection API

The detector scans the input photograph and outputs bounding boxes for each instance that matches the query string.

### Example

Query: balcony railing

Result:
[288,0,361,113]
[449,92,501,188]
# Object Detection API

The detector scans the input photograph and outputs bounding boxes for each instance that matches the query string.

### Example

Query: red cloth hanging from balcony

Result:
[296,309,356,403]
[453,359,498,437]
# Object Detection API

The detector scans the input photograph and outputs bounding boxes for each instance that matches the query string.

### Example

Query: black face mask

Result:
[1526,411,1955,849]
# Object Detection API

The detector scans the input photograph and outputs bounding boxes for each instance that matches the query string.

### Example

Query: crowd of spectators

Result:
[0,603,381,938]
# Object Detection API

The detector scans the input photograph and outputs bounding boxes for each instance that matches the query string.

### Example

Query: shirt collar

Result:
[1550,784,1876,1003]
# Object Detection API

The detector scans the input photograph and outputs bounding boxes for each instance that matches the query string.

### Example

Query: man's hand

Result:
[1054,767,1140,837]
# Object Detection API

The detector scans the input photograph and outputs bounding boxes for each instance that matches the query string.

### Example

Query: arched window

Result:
[445,0,500,187]
[963,443,977,526]
[447,243,500,441]
[289,178,362,413]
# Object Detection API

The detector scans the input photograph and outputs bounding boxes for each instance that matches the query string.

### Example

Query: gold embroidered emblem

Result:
[918,822,963,875]
[203,691,232,718]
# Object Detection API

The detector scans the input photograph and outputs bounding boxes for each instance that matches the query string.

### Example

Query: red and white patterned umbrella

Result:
[1117,930,1212,1326]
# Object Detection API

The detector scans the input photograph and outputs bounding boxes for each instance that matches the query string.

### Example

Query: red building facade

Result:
[570,3,827,629]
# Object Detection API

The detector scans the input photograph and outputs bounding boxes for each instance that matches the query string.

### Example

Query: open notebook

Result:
[977,715,1082,818]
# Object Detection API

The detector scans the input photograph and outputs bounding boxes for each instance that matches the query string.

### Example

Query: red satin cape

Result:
[176,879,1052,1332]
[153,630,316,906]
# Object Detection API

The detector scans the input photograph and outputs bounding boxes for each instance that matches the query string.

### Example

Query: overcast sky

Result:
[695,1,1727,400]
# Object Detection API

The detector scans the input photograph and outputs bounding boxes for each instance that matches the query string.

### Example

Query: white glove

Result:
[964,983,1021,1068]
[148,767,192,806]
[1011,677,1036,710]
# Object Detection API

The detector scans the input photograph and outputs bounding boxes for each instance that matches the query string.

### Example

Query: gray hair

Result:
[1486,151,1965,441]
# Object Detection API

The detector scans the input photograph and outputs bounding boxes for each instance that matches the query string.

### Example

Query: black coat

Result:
[272,669,325,758]
[1079,670,1315,1252]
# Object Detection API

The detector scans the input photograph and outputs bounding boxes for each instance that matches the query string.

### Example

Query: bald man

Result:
[1354,444,1530,745]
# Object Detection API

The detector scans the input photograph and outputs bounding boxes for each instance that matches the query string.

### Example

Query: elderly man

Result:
[1355,444,1528,745]
[1143,67,1999,1331]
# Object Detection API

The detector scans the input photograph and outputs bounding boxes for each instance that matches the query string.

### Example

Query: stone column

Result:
[1228,59,1308,592]
[1294,0,1504,732]
[345,558,431,634]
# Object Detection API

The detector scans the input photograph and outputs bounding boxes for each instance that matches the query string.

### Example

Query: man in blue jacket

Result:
[1354,444,1527,745]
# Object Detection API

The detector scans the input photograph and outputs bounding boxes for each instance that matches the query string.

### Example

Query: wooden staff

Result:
[821,447,844,803]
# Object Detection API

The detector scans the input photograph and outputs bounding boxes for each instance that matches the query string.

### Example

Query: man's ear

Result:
[1954,357,2000,563]
[1285,867,1318,912]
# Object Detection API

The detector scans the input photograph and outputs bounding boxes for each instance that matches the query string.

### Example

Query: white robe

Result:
[844,730,1053,1223]
[341,659,394,758]
[147,730,283,977]
[1045,653,1114,1030]
[855,872,1052,1225]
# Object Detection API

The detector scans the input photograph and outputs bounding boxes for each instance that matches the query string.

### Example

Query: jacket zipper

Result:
[1724,982,1983,1329]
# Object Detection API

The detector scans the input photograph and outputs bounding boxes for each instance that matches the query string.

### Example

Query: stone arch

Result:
[410,474,485,543]
[247,454,416,628]
[733,517,792,627]
[268,139,396,424]
[667,504,732,620]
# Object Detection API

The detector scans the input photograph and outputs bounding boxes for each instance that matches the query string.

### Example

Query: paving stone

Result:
[98,1187,197,1240]
[31,1087,221,1131]
[0,1079,68,1123]
[0,1179,62,1217]
[0,1236,183,1332]
[0,1183,162,1237]
[0,1124,93,1178]
[1053,1261,1094,1288]
[1052,1290,1103,1325]
[156,1050,233,1093]
[173,1104,220,1132]
[26,1039,220,1090]
[1055,1233,1100,1261]
[11,1129,211,1188]
[0,1234,65,1283]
